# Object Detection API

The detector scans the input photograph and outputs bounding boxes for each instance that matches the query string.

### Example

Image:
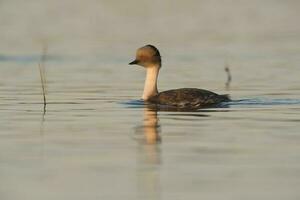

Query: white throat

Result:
[142,66,160,100]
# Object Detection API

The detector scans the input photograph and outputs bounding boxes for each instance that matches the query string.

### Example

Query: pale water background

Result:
[1,0,300,200]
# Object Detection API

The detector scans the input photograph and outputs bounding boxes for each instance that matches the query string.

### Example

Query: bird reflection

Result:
[135,106,161,164]
[142,107,161,144]
[135,106,162,200]
[133,104,220,199]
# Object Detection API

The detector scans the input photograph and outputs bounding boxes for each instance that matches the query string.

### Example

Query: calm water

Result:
[1,1,300,200]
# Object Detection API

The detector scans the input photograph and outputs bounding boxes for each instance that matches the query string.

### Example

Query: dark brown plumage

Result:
[148,88,230,108]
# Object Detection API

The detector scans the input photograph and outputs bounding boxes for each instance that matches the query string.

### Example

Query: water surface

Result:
[1,1,300,200]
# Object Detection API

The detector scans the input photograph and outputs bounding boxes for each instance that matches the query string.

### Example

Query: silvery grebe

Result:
[129,45,230,108]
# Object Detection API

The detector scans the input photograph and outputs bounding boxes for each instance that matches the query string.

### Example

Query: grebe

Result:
[129,45,230,108]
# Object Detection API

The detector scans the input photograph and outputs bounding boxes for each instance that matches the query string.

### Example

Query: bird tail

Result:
[220,94,231,102]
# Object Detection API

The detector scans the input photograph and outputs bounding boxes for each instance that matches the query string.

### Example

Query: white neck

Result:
[142,66,160,100]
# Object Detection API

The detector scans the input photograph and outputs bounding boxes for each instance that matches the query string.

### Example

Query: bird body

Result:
[148,88,230,108]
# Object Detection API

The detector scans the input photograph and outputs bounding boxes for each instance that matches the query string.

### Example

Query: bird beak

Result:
[129,59,139,65]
